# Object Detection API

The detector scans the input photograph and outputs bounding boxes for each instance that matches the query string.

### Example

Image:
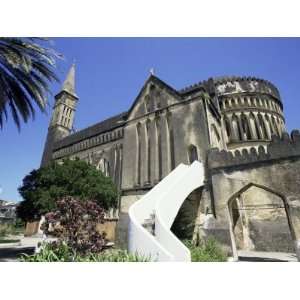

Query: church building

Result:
[41,65,300,257]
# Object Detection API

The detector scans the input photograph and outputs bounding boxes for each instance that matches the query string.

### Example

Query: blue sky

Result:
[1,37,300,201]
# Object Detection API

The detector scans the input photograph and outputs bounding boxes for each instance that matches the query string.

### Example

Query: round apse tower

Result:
[214,76,286,150]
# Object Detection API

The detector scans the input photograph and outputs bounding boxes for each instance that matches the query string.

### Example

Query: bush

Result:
[20,242,150,262]
[185,238,227,262]
[42,196,107,255]
[17,158,118,222]
[0,224,19,237]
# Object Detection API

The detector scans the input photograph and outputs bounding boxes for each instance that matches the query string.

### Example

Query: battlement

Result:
[179,76,281,103]
[208,130,300,170]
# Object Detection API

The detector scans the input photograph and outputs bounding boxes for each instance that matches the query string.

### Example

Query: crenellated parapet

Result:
[213,76,281,101]
[207,130,300,170]
[179,76,281,102]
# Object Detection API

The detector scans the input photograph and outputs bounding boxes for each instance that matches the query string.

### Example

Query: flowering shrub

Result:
[42,196,107,255]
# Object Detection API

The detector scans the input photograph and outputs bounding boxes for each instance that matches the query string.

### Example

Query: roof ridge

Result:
[53,111,128,150]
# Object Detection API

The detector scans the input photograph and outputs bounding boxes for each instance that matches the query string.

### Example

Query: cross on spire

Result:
[150,68,155,76]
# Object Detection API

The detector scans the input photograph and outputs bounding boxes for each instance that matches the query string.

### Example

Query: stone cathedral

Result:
[41,65,300,257]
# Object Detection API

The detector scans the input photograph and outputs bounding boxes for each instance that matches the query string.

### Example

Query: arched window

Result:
[258,113,268,139]
[155,117,162,181]
[271,116,280,136]
[223,99,229,109]
[167,112,175,171]
[112,146,118,181]
[145,95,151,113]
[265,114,272,138]
[188,145,198,164]
[155,91,161,110]
[136,123,142,185]
[241,113,251,140]
[232,114,242,141]
[249,113,259,139]
[224,116,232,141]
[276,117,282,135]
[231,98,236,107]
[97,158,110,177]
[221,100,226,110]
[146,119,151,183]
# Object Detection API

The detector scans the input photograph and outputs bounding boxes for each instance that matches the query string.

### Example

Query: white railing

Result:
[128,161,205,261]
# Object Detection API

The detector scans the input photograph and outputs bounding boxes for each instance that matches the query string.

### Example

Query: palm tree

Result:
[0,37,61,129]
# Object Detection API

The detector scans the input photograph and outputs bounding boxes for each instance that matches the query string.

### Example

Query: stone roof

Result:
[53,111,128,150]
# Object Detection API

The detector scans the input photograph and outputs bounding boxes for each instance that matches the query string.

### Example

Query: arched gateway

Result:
[227,183,296,260]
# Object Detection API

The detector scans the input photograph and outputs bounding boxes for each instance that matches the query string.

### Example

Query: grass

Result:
[185,237,227,262]
[20,236,227,262]
[20,242,151,262]
[0,239,20,244]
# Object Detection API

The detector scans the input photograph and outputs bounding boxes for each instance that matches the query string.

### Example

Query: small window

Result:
[188,145,198,164]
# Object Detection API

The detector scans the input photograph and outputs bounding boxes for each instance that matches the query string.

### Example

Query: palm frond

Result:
[0,37,62,130]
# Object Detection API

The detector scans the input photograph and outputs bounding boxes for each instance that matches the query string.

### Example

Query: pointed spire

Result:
[62,63,76,96]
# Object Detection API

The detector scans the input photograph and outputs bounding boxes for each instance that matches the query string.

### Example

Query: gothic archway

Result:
[227,183,296,260]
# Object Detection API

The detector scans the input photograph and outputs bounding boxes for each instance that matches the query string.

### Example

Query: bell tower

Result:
[41,64,78,167]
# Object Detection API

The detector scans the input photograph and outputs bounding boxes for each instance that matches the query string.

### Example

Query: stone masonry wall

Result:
[206,130,300,254]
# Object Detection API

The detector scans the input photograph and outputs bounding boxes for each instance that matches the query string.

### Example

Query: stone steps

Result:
[237,250,298,262]
[142,212,155,236]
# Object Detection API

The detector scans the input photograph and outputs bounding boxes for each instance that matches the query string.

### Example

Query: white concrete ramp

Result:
[128,161,204,262]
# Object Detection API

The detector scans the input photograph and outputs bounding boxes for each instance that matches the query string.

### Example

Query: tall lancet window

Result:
[136,122,142,186]
[167,112,175,171]
[249,112,259,139]
[241,113,251,140]
[224,116,231,142]
[113,146,118,181]
[258,113,268,139]
[188,145,198,164]
[232,114,242,141]
[97,158,110,177]
[271,116,280,136]
[155,117,162,181]
[265,114,272,138]
[146,119,151,183]
[145,95,151,113]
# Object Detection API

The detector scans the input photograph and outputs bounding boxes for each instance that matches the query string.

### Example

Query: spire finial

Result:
[62,63,76,95]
